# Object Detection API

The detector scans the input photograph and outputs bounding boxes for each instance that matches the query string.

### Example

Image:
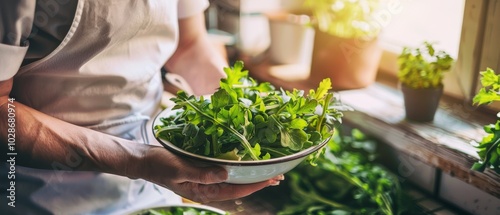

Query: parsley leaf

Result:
[471,68,500,173]
[155,61,348,162]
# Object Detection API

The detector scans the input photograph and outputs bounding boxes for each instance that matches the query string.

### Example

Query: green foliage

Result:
[397,41,454,89]
[472,68,500,105]
[305,0,382,39]
[471,68,500,174]
[278,128,419,215]
[154,61,348,162]
[145,207,227,215]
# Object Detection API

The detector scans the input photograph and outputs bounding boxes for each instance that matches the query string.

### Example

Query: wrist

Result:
[85,134,152,180]
[121,141,151,179]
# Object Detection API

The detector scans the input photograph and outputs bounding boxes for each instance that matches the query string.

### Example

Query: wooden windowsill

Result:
[245,60,500,199]
[337,80,500,198]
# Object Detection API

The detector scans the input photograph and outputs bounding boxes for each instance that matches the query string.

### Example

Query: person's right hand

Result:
[132,145,284,203]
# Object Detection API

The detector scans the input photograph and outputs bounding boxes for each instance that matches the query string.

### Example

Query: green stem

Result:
[275,103,288,115]
[316,94,333,132]
[154,124,185,137]
[260,147,288,157]
[270,115,285,130]
[212,133,219,157]
[378,193,394,215]
[480,134,500,169]
[289,174,357,212]
[264,104,280,111]
[325,161,396,215]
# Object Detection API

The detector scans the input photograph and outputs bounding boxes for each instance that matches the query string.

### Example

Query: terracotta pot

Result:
[308,29,382,90]
[401,84,443,122]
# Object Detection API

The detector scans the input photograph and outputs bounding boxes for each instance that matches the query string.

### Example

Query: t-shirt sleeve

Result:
[0,0,35,81]
[177,0,209,19]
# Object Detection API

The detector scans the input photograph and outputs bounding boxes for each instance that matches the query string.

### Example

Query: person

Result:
[0,0,283,214]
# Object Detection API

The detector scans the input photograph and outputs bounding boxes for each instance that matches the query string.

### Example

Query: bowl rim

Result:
[152,108,332,166]
[128,203,226,215]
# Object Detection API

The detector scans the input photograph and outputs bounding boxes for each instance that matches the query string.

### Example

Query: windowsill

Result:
[244,60,500,201]
[339,73,499,196]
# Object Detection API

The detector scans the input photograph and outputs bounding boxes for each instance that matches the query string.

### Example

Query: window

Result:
[378,0,500,111]
[211,0,500,111]
[379,0,465,57]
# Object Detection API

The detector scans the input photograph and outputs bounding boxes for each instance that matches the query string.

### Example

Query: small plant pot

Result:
[400,84,443,122]
[267,12,315,66]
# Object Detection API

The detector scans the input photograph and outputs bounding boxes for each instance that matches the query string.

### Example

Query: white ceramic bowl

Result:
[152,108,331,184]
[129,203,226,215]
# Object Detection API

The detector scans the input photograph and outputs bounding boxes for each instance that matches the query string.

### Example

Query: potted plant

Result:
[471,68,500,173]
[304,0,384,90]
[397,41,454,122]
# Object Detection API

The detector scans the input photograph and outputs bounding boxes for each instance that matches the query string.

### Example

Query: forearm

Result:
[0,96,146,177]
[164,13,227,96]
[165,28,227,71]
[165,13,227,68]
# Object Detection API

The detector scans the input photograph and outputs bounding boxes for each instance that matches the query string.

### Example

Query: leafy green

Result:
[305,0,383,39]
[278,129,418,215]
[154,61,347,162]
[471,68,500,174]
[143,206,228,215]
[472,68,500,105]
[397,41,454,89]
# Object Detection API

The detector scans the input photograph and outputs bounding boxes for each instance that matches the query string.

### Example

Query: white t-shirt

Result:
[0,0,209,214]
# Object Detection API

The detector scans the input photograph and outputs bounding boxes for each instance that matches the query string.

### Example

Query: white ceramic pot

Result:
[268,12,315,67]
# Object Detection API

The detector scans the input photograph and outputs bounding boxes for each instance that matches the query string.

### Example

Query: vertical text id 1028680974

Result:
[6,97,16,207]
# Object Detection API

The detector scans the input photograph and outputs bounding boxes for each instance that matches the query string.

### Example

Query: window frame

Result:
[377,0,500,111]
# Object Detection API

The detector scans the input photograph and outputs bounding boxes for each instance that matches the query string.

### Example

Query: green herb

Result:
[471,68,500,173]
[154,61,346,162]
[472,68,500,105]
[305,0,383,39]
[143,206,227,215]
[397,41,454,89]
[278,128,418,215]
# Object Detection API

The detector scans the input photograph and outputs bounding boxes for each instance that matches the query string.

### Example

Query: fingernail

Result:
[269,180,280,186]
[274,174,284,181]
[215,168,228,181]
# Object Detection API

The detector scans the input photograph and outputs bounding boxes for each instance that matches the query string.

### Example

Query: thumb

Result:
[182,163,228,184]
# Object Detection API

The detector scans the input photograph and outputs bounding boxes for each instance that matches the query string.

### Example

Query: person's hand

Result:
[165,37,227,96]
[164,13,228,96]
[134,145,284,203]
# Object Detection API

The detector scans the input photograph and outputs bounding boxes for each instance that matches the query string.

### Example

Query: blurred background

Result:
[204,0,467,95]
[200,1,500,215]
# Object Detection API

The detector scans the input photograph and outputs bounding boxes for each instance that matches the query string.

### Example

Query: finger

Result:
[185,178,282,203]
[271,174,285,181]
[178,162,228,184]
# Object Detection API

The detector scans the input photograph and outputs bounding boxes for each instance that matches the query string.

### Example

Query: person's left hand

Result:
[164,39,227,96]
[164,13,228,96]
